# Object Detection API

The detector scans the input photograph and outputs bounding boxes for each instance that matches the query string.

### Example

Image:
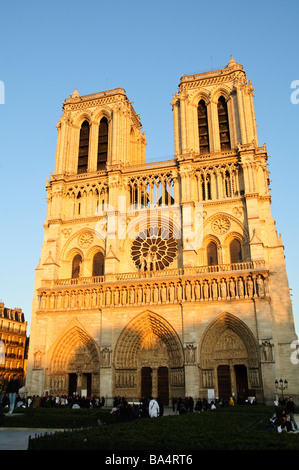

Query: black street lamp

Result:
[275,378,288,401]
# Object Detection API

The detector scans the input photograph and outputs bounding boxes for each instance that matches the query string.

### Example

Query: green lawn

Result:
[6,406,299,451]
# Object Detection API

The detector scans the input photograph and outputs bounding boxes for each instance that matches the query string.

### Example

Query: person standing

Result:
[6,375,20,415]
[0,375,5,409]
[148,397,159,418]
[286,396,298,431]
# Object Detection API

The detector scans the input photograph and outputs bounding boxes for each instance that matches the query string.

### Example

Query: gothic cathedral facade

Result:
[26,57,299,405]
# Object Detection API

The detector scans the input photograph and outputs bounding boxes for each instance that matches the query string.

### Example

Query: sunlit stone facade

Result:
[26,57,299,404]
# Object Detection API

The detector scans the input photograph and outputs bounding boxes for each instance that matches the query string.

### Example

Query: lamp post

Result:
[275,378,288,402]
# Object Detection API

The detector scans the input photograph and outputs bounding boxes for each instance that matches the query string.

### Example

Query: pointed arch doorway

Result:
[200,312,261,401]
[114,311,185,404]
[49,325,100,397]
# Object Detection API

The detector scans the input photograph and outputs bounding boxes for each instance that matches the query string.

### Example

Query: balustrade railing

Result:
[41,260,266,288]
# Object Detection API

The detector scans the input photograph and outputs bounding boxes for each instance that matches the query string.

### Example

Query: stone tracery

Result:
[131,224,178,271]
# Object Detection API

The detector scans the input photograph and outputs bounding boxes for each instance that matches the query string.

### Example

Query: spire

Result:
[227,55,237,67]
[70,88,80,99]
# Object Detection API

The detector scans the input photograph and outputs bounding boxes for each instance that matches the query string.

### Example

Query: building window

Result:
[92,252,104,277]
[131,223,178,271]
[207,241,218,266]
[72,254,82,278]
[76,191,81,215]
[225,170,232,197]
[230,239,242,264]
[217,97,231,150]
[198,100,209,154]
[78,121,90,174]
[201,173,212,200]
[97,117,108,171]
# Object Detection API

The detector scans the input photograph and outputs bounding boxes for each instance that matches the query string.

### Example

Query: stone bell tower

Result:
[172,56,258,156]
[170,56,298,402]
[54,87,146,176]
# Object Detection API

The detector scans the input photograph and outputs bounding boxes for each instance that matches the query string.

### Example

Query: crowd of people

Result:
[268,396,299,433]
[1,373,298,435]
[109,394,243,422]
[0,374,108,414]
[0,383,257,418]
[1,392,106,412]
[172,395,255,413]
[110,395,220,422]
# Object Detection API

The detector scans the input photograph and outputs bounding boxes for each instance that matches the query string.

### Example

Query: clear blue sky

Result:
[0,0,298,335]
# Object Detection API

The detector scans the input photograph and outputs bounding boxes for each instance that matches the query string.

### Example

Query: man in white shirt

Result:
[149,397,160,418]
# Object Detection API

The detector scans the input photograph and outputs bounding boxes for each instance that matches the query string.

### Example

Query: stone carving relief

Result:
[214,330,247,359]
[261,340,273,362]
[78,231,94,248]
[115,370,136,389]
[185,344,196,364]
[212,216,231,235]
[170,368,185,388]
[33,350,43,369]
[62,228,72,237]
[202,369,214,388]
[232,207,243,218]
[101,347,111,367]
[39,273,267,311]
[68,345,94,371]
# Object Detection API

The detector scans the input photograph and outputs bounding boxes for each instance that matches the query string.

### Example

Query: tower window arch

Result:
[78,121,90,174]
[217,96,231,150]
[72,254,82,278]
[207,241,218,266]
[197,100,209,154]
[76,191,81,215]
[97,117,108,171]
[201,173,212,201]
[229,238,242,264]
[92,252,104,277]
[225,170,232,197]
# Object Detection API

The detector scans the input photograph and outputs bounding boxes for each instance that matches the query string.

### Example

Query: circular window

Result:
[131,225,178,271]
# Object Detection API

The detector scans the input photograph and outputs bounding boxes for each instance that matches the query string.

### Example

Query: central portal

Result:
[114,311,185,403]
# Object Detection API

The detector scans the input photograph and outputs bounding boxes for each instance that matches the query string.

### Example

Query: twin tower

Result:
[26,57,298,405]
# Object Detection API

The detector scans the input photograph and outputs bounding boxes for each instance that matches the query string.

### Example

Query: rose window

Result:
[212,216,231,235]
[131,225,178,271]
[78,231,94,248]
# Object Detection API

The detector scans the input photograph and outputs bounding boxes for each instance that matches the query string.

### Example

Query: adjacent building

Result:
[0,302,28,385]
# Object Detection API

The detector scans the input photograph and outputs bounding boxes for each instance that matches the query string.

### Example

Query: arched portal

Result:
[199,312,261,402]
[49,326,100,397]
[114,311,185,404]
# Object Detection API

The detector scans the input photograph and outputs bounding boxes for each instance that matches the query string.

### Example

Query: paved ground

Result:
[0,427,64,450]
